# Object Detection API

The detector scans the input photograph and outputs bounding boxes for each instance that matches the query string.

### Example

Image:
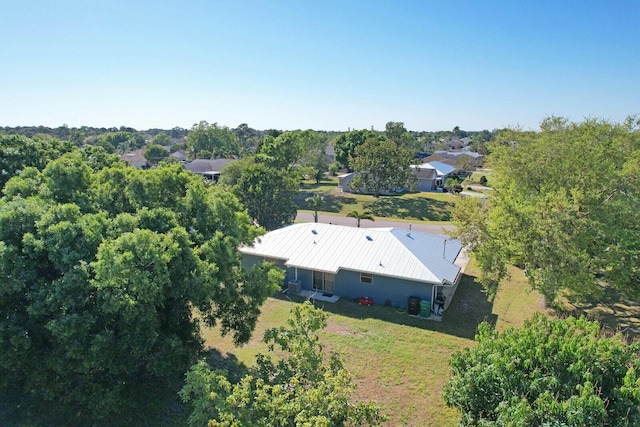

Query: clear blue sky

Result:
[1,0,638,132]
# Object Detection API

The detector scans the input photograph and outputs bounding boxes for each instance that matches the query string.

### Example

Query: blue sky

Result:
[1,0,638,131]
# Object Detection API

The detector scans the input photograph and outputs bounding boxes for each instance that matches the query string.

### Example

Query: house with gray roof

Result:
[240,223,463,314]
[183,158,235,182]
[119,149,149,169]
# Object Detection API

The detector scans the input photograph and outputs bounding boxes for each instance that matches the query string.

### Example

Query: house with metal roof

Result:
[240,222,463,313]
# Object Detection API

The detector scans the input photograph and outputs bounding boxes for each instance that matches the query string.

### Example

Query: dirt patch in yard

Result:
[324,319,361,336]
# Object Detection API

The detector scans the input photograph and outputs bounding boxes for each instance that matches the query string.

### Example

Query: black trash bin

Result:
[408,296,420,315]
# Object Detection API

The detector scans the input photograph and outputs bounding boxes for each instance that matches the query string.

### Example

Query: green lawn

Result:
[201,258,550,426]
[296,177,458,222]
[464,168,497,188]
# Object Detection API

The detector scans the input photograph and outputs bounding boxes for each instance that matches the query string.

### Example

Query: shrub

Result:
[444,314,640,426]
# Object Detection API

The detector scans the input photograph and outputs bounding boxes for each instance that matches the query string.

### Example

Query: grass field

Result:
[200,259,550,426]
[296,177,458,222]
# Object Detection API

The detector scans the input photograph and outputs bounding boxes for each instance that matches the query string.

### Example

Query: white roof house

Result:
[240,223,462,286]
[427,161,456,177]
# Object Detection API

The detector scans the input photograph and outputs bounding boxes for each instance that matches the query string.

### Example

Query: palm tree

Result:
[346,209,375,228]
[306,195,324,223]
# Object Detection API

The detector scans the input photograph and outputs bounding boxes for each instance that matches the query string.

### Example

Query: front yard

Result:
[296,177,458,222]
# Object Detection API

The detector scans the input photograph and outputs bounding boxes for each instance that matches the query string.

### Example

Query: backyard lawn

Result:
[200,260,550,426]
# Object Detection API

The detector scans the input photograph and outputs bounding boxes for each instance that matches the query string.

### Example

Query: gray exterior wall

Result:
[243,254,434,308]
[415,178,435,192]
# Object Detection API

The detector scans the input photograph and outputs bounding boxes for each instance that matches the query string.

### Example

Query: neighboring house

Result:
[119,149,149,169]
[183,158,235,182]
[410,164,438,191]
[337,172,355,193]
[169,150,187,162]
[240,223,463,314]
[428,161,457,187]
[424,150,484,168]
[421,154,447,163]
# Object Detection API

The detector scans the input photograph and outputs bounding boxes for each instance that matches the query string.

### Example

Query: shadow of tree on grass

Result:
[559,287,640,341]
[295,192,357,213]
[201,347,250,383]
[365,197,454,221]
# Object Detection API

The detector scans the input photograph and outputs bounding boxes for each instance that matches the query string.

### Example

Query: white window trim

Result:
[360,272,373,284]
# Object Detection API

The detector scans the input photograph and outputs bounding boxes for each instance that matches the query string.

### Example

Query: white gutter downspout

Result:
[295,267,298,281]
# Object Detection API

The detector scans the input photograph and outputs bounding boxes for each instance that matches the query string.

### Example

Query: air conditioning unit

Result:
[288,279,301,294]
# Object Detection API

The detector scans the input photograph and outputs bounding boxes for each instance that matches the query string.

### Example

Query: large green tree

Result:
[256,130,325,172]
[349,136,416,197]
[384,121,420,153]
[444,314,640,426]
[187,121,240,159]
[143,143,170,165]
[150,131,173,146]
[452,116,640,303]
[181,302,385,427]
[233,163,298,230]
[333,129,378,170]
[232,123,259,153]
[0,154,281,423]
[297,130,329,183]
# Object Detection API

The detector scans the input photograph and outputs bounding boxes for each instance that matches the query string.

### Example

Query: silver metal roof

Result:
[240,223,462,285]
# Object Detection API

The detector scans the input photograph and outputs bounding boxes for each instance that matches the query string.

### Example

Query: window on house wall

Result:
[360,273,373,284]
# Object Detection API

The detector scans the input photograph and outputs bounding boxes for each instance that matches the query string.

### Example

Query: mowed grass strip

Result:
[201,258,548,426]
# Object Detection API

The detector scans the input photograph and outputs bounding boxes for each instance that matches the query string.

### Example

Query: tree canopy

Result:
[452,116,640,303]
[150,131,173,146]
[181,302,385,427]
[0,133,75,191]
[444,314,640,426]
[143,143,170,164]
[187,121,240,159]
[0,139,282,423]
[233,162,298,230]
[384,121,420,153]
[256,130,327,174]
[333,129,378,170]
[349,136,416,197]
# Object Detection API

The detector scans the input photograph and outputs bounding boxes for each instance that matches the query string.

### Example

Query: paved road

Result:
[295,212,456,236]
